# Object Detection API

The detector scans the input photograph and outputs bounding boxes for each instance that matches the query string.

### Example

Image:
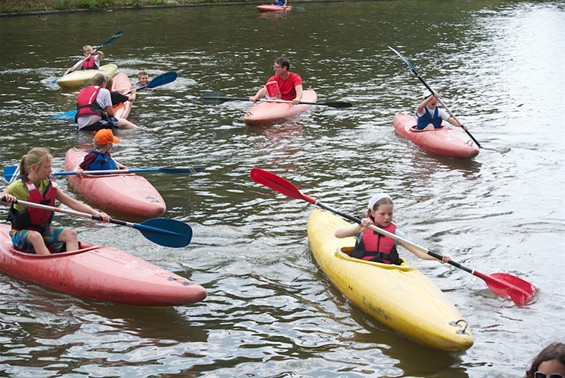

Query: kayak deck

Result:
[243,89,317,126]
[0,224,206,306]
[307,208,474,351]
[393,113,479,159]
[256,5,292,12]
[64,148,166,218]
[111,72,133,119]
[56,64,118,91]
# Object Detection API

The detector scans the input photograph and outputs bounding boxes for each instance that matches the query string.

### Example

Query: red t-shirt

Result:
[266,72,302,101]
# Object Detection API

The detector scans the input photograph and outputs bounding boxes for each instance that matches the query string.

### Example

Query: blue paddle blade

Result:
[3,166,18,182]
[146,72,177,89]
[133,218,193,248]
[101,30,123,47]
[50,109,77,120]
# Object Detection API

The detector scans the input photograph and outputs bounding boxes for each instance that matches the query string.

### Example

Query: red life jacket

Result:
[81,56,98,70]
[7,177,58,232]
[76,86,102,118]
[351,223,400,265]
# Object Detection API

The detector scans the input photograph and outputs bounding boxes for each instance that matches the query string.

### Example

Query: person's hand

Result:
[1,194,17,204]
[76,168,84,178]
[439,254,450,264]
[360,217,373,229]
[249,96,257,103]
[292,98,301,105]
[97,211,111,222]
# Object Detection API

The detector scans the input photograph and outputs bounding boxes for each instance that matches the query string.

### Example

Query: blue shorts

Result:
[10,227,65,253]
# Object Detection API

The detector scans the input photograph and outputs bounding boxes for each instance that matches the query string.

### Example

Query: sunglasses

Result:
[535,372,565,378]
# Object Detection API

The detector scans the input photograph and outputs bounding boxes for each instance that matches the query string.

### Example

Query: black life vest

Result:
[7,177,58,232]
[351,223,400,265]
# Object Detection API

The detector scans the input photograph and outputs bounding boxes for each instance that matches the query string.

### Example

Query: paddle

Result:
[388,46,482,149]
[50,71,178,120]
[249,167,537,306]
[0,197,192,248]
[64,30,124,75]
[201,90,352,108]
[3,166,204,183]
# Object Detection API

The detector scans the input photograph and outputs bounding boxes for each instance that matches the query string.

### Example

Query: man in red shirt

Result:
[249,57,303,104]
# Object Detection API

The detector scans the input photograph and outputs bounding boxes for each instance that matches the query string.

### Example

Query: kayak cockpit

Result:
[9,243,100,258]
[336,247,415,271]
[410,125,445,132]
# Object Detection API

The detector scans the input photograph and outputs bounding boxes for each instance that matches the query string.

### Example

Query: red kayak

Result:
[64,148,166,218]
[0,224,206,306]
[393,113,480,159]
[243,89,317,126]
[256,4,292,12]
[111,72,133,119]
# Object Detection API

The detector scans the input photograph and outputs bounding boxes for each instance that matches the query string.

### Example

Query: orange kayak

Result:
[243,89,317,126]
[0,224,206,306]
[256,4,292,12]
[393,113,480,159]
[111,72,133,119]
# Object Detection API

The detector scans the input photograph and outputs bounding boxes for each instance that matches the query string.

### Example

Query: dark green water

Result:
[0,1,564,376]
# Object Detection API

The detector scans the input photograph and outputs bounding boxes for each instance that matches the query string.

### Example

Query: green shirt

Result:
[7,178,54,213]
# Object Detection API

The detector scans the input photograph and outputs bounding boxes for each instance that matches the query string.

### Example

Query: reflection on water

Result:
[0,1,564,377]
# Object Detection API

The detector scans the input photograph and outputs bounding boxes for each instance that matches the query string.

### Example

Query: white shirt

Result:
[417,106,450,120]
[77,88,112,129]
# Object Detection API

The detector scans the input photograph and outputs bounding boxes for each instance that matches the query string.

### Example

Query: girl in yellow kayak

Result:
[335,193,450,264]
[1,147,110,255]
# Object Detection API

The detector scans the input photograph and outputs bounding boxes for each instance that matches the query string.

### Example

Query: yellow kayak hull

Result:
[307,208,474,351]
[56,64,118,91]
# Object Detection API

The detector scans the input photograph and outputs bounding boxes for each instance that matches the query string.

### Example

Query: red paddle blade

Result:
[250,168,316,204]
[475,271,537,306]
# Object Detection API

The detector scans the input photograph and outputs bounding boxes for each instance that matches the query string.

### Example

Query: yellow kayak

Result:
[307,208,474,351]
[56,64,118,91]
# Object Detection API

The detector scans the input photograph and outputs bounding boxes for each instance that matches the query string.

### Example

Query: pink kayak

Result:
[256,4,292,12]
[243,89,317,126]
[393,113,480,159]
[0,224,206,306]
[111,72,133,119]
[64,148,166,218]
